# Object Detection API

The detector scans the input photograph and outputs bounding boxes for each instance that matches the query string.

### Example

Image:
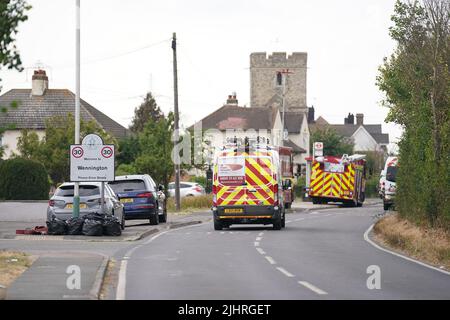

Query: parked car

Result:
[109,175,166,225]
[47,182,125,229]
[168,182,205,198]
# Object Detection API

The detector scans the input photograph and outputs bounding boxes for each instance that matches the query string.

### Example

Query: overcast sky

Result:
[1,0,402,150]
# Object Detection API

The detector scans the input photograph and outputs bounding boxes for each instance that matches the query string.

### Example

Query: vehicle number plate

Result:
[224,208,243,214]
[66,203,87,209]
[120,198,133,203]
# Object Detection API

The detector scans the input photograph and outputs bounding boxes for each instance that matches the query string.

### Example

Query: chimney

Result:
[308,106,315,123]
[32,70,48,96]
[356,113,364,125]
[345,113,355,125]
[226,92,238,105]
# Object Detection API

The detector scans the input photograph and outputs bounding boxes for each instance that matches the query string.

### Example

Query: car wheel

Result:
[121,212,125,230]
[149,212,159,225]
[273,215,282,230]
[159,212,167,223]
[383,203,390,211]
[214,218,223,231]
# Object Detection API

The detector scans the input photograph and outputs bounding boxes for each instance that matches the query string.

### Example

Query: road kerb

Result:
[364,223,450,277]
[89,255,109,300]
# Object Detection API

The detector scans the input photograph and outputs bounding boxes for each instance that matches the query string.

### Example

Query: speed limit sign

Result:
[70,134,115,182]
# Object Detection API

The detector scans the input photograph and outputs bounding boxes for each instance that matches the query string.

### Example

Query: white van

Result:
[382,157,398,210]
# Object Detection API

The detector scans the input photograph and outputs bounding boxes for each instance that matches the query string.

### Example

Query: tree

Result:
[0,0,31,87]
[310,127,354,156]
[377,0,449,227]
[135,112,174,190]
[0,0,31,156]
[129,92,164,133]
[116,135,141,166]
[17,114,116,185]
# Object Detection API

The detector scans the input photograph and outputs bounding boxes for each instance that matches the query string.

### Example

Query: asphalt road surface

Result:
[118,203,450,300]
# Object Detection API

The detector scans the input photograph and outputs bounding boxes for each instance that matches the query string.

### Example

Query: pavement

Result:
[0,203,212,300]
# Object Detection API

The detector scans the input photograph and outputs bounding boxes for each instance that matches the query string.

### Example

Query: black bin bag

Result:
[103,216,122,237]
[82,219,103,236]
[66,217,84,235]
[46,218,68,235]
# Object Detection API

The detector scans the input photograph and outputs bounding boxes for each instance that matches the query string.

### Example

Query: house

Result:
[308,108,389,153]
[189,94,308,174]
[0,70,128,159]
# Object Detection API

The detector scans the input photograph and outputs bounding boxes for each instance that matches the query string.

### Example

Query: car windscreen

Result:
[109,180,147,192]
[55,185,100,197]
[386,166,398,182]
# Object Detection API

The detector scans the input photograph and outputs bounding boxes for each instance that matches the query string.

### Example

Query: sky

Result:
[1,0,402,151]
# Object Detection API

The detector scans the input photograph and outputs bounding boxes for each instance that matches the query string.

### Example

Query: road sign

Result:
[70,134,115,182]
[314,142,324,157]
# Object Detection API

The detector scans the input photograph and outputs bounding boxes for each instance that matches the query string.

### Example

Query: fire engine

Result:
[306,154,366,206]
[211,138,286,230]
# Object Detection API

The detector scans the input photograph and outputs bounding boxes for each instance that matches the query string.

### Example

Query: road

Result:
[117,203,450,300]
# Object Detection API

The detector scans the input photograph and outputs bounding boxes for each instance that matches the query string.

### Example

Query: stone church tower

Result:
[250,52,307,114]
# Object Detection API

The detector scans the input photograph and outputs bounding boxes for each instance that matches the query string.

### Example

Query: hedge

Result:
[0,158,50,200]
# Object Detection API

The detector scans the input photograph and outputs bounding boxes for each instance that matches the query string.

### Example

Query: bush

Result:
[189,176,207,188]
[0,158,50,200]
[364,175,379,198]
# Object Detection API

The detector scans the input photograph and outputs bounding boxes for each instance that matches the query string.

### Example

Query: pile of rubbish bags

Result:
[46,213,122,237]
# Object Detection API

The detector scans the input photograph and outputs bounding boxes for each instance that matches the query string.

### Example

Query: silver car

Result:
[47,182,125,229]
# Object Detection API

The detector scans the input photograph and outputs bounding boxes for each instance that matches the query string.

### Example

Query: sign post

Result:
[313,142,324,158]
[70,134,115,214]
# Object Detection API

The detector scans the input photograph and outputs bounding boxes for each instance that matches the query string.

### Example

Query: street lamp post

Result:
[73,0,81,218]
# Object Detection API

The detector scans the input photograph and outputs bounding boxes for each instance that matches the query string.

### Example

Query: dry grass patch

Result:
[373,214,450,270]
[167,194,213,213]
[0,251,34,288]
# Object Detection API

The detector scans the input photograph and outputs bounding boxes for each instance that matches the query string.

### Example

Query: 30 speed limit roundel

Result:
[72,146,84,158]
[101,146,113,158]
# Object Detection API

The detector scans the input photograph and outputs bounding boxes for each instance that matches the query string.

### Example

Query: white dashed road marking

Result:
[254,241,260,247]
[256,247,266,255]
[256,237,262,241]
[276,267,294,277]
[298,281,328,295]
[265,256,276,265]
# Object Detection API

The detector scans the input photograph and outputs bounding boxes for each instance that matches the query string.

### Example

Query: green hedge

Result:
[364,176,379,198]
[0,158,50,200]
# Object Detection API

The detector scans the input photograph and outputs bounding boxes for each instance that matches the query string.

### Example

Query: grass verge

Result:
[167,194,212,214]
[373,213,450,271]
[0,251,33,288]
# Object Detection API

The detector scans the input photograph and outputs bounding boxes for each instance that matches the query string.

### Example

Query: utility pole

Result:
[172,32,181,211]
[280,69,293,147]
[73,0,81,218]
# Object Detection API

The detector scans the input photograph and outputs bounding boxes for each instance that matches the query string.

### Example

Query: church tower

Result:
[250,52,307,114]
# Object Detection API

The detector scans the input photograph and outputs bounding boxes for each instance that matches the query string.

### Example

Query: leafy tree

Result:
[377,0,449,227]
[0,0,31,156]
[17,114,116,185]
[310,127,354,156]
[129,92,164,133]
[116,163,138,176]
[116,135,141,166]
[0,0,31,87]
[135,112,174,190]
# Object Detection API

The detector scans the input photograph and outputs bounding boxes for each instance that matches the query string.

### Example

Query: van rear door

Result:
[245,156,275,206]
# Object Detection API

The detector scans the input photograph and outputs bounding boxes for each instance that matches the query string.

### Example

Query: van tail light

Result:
[194,186,202,192]
[137,192,153,199]
[274,184,279,206]
[48,200,55,207]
